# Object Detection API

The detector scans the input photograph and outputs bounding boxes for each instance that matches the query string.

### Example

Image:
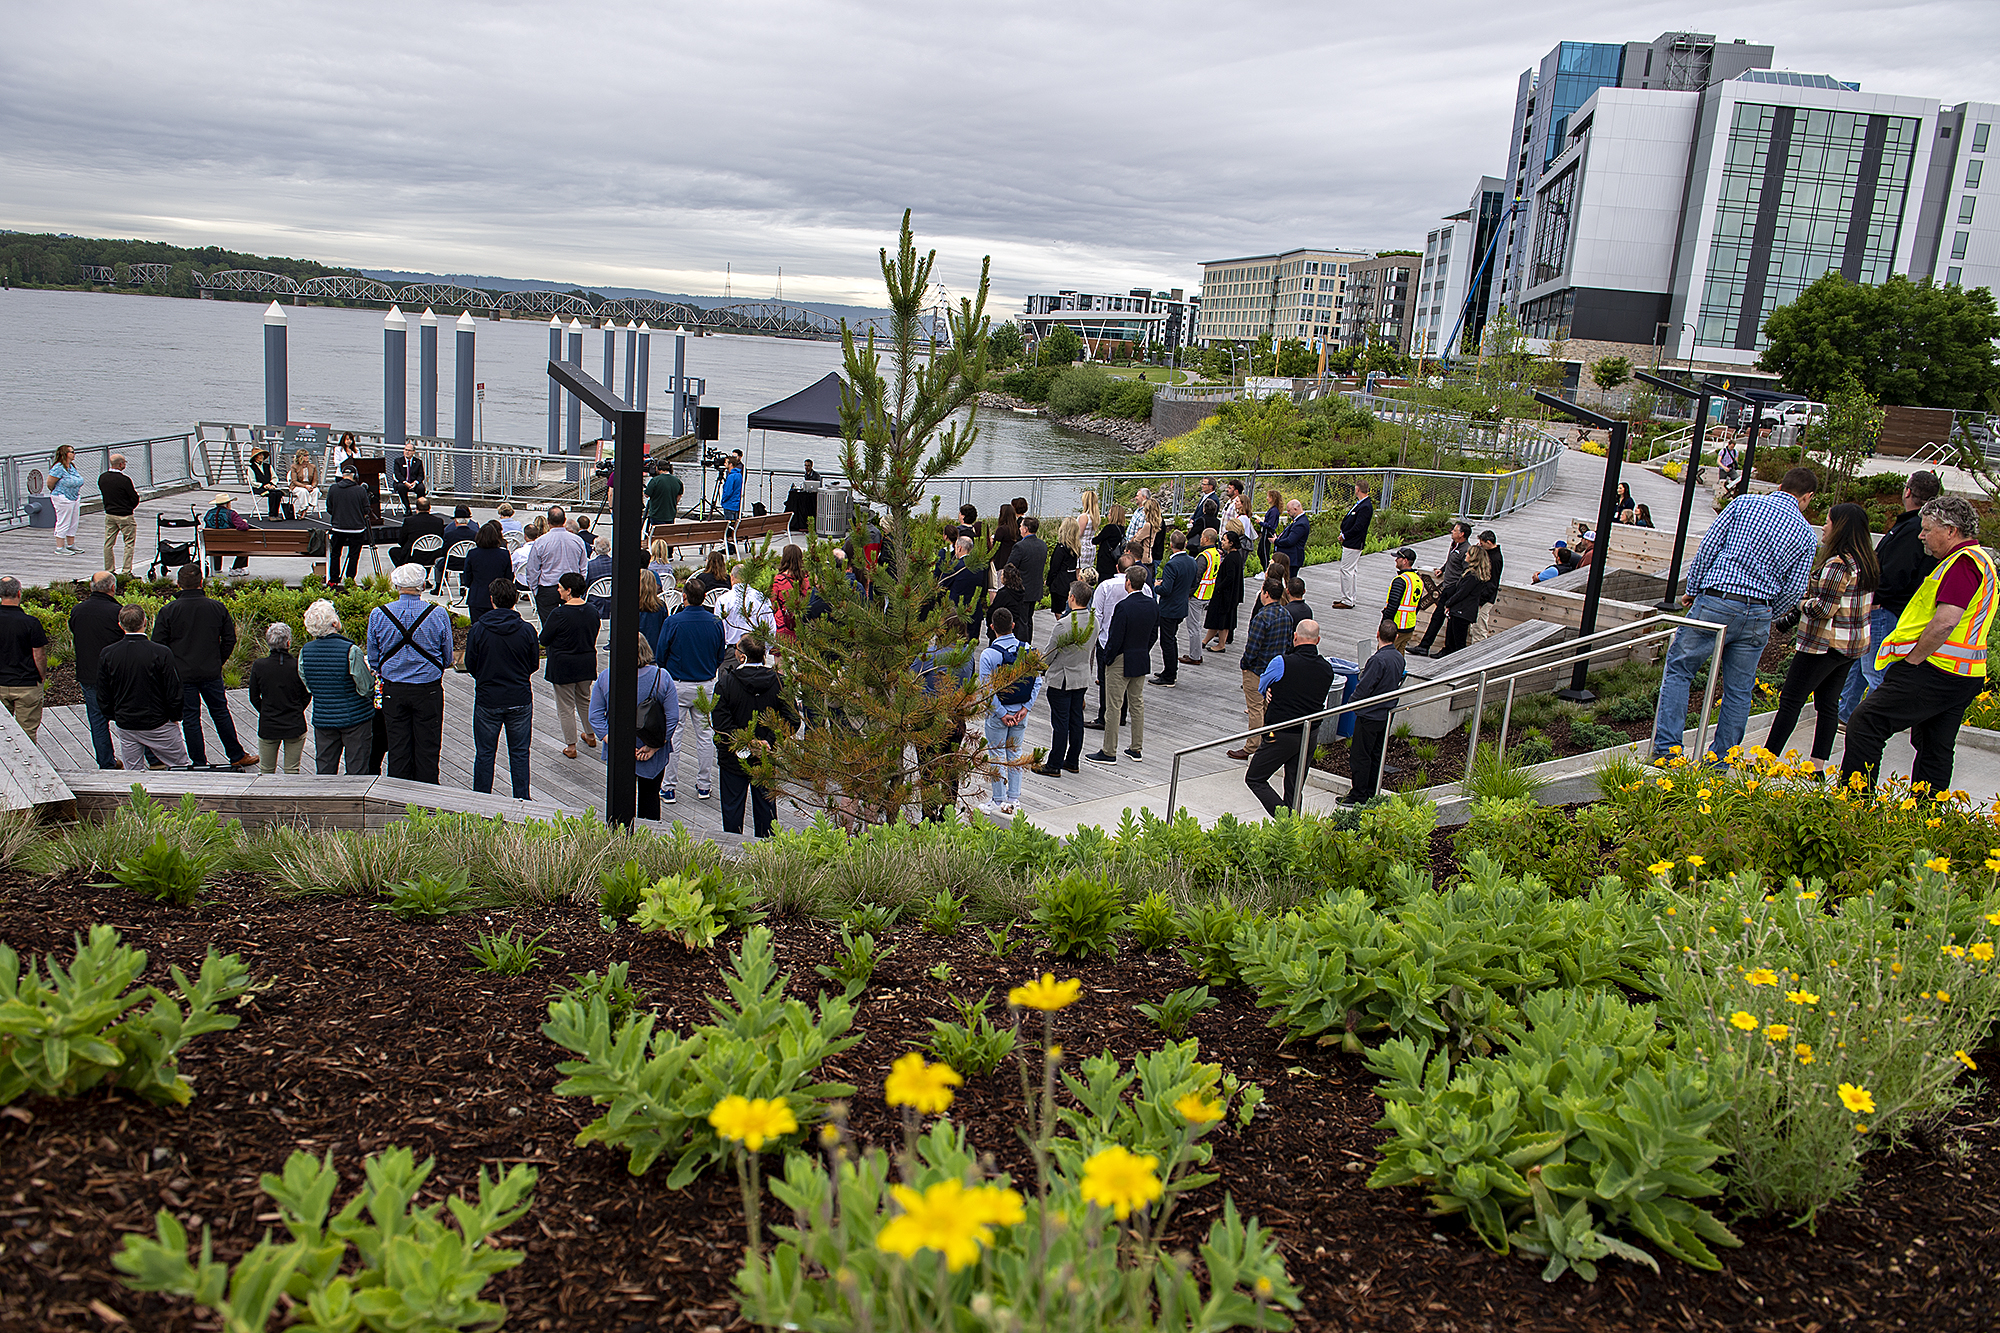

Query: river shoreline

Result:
[976,390,1163,453]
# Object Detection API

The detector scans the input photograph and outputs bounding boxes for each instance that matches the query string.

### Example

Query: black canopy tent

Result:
[748,372,847,438]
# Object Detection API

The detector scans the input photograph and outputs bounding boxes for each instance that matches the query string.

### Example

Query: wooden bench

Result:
[199,524,323,558]
[649,512,800,554]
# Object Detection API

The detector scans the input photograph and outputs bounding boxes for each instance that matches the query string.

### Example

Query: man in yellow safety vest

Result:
[1384,548,1422,651]
[1841,495,1999,792]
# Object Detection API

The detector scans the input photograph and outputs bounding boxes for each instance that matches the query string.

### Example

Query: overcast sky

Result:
[5,1,1996,309]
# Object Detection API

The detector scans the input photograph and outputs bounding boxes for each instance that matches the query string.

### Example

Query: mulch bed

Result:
[2,872,1994,1333]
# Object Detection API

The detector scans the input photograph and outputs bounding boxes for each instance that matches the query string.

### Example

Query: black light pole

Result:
[1634,371,1712,611]
[548,357,646,827]
[1533,391,1627,700]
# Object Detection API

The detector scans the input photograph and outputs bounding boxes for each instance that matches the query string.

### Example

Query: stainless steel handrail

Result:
[0,433,198,530]
[1161,612,1730,820]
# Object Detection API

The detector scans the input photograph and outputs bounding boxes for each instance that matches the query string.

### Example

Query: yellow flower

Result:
[884,1053,963,1115]
[1745,779,1759,792]
[1955,1050,1978,1071]
[1008,974,1082,1011]
[1647,859,1676,877]
[1927,817,1942,828]
[1836,1083,1876,1114]
[1855,1122,1871,1134]
[1925,855,1951,873]
[1984,858,2000,873]
[1697,789,1711,800]
[1728,1010,1759,1030]
[1986,912,2000,926]
[1796,889,1818,901]
[1255,1276,1275,1297]
[1685,855,1706,867]
[876,1179,1020,1271]
[1763,1023,1790,1042]
[708,1095,799,1151]
[1700,803,1713,815]
[1175,1092,1225,1125]
[1657,777,1674,791]
[1795,1042,1814,1064]
[1743,968,1779,987]
[1890,961,1904,974]
[1900,798,1918,812]
[1972,942,1995,962]
[1079,1145,1164,1219]
[1936,990,1951,1002]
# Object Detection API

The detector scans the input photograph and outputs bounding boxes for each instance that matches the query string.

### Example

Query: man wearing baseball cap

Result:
[1384,548,1421,651]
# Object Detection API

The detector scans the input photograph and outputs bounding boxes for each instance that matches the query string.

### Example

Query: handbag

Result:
[635,668,670,749]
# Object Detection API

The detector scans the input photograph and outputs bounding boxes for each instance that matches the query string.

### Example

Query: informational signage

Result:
[476,383,486,401]
[282,422,332,449]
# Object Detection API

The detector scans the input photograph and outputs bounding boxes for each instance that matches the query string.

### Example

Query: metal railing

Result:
[1162,612,1729,820]
[195,423,569,503]
[0,434,198,530]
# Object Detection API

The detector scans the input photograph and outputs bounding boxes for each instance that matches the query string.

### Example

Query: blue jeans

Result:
[80,684,117,768]
[986,715,1027,804]
[472,702,533,799]
[182,676,247,766]
[1838,606,1898,723]
[1651,593,1773,761]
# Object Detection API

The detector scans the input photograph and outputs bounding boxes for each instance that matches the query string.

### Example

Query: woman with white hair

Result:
[248,621,312,773]
[297,599,375,774]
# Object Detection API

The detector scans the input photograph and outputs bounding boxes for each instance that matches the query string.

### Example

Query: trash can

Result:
[815,486,851,540]
[1316,657,1360,746]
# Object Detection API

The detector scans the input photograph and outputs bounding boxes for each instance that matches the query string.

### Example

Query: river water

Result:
[0,287,1127,511]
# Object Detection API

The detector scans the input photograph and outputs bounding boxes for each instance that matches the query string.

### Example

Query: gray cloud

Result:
[4,0,1995,306]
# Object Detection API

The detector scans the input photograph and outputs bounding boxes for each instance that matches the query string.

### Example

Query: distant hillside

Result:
[359,270,891,325]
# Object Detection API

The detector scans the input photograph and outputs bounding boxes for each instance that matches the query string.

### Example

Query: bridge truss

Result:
[188,270,953,345]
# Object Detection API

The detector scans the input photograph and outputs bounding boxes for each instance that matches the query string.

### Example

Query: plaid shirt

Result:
[1685,492,1817,612]
[1795,554,1871,658]
[1239,599,1294,675]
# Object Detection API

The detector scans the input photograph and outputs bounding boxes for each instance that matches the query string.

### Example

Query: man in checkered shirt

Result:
[1650,467,1820,762]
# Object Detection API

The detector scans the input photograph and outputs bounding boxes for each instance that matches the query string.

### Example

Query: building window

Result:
[1530,165,1579,288]
[1975,123,1991,153]
[1948,266,1964,286]
[1696,102,1919,351]
[1962,196,1979,225]
[1969,160,1985,188]
[1954,231,1971,259]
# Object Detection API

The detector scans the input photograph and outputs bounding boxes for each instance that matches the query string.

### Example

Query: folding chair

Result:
[406,532,443,582]
[440,540,475,600]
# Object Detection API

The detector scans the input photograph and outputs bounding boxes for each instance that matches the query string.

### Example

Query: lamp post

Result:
[1634,370,1712,611]
[546,355,645,827]
[1532,391,1627,700]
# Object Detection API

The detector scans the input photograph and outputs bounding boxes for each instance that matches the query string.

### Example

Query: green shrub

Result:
[1133,985,1218,1040]
[598,859,651,923]
[1569,720,1634,754]
[27,787,239,878]
[1046,365,1111,417]
[1459,749,1549,804]
[1597,695,1654,724]
[1648,858,1999,1221]
[926,990,1016,1077]
[814,927,893,998]
[542,926,859,1184]
[1177,897,1251,984]
[1030,869,1128,958]
[116,1146,535,1332]
[1129,890,1181,952]
[467,928,559,976]
[917,889,966,936]
[1452,797,1620,893]
[632,871,765,949]
[1101,378,1157,421]
[0,924,253,1106]
[842,901,904,935]
[376,869,481,918]
[98,834,211,906]
[1054,1040,1265,1186]
[1367,988,1739,1282]
[1507,735,1556,767]
[551,962,652,1028]
[1000,365,1060,403]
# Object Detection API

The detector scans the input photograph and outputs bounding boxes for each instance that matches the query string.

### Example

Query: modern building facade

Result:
[1413,177,1508,358]
[1494,32,1774,320]
[1510,69,1999,371]
[1338,254,1417,351]
[1020,288,1199,355]
[1194,248,1368,347]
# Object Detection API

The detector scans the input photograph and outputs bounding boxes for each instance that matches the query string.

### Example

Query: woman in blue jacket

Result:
[590,634,677,820]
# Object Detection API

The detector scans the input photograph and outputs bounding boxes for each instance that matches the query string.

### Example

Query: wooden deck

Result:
[21,441,1722,836]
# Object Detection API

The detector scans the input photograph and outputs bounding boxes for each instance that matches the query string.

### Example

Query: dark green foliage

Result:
[1047,365,1110,416]
[1453,797,1621,893]
[815,928,893,997]
[1597,696,1654,725]
[1030,870,1129,958]
[597,860,652,922]
[1507,735,1557,767]
[1760,272,2000,409]
[99,834,211,907]
[925,990,1017,1076]
[1129,890,1181,952]
[1177,898,1252,985]
[1100,378,1158,421]
[467,928,559,976]
[376,870,482,918]
[1001,365,1060,402]
[552,962,652,1027]
[1038,324,1083,365]
[1569,721,1634,754]
[1134,985,1218,1040]
[917,889,965,936]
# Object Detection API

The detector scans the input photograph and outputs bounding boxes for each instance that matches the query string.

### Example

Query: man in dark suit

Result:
[1007,516,1048,643]
[388,496,448,568]
[390,441,427,515]
[1274,500,1312,577]
[1335,483,1374,608]
[1086,566,1158,765]
[1186,477,1221,543]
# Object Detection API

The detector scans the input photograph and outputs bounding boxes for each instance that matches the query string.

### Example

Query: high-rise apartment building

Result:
[1338,254,1417,351]
[1510,69,1999,370]
[1194,247,1369,347]
[1493,33,1774,319]
[1412,177,1508,358]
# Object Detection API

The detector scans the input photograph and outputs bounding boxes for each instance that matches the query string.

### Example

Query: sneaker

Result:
[696,782,711,800]
[662,786,677,804]
[1123,748,1142,760]
[1084,751,1117,765]
[977,800,1003,818]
